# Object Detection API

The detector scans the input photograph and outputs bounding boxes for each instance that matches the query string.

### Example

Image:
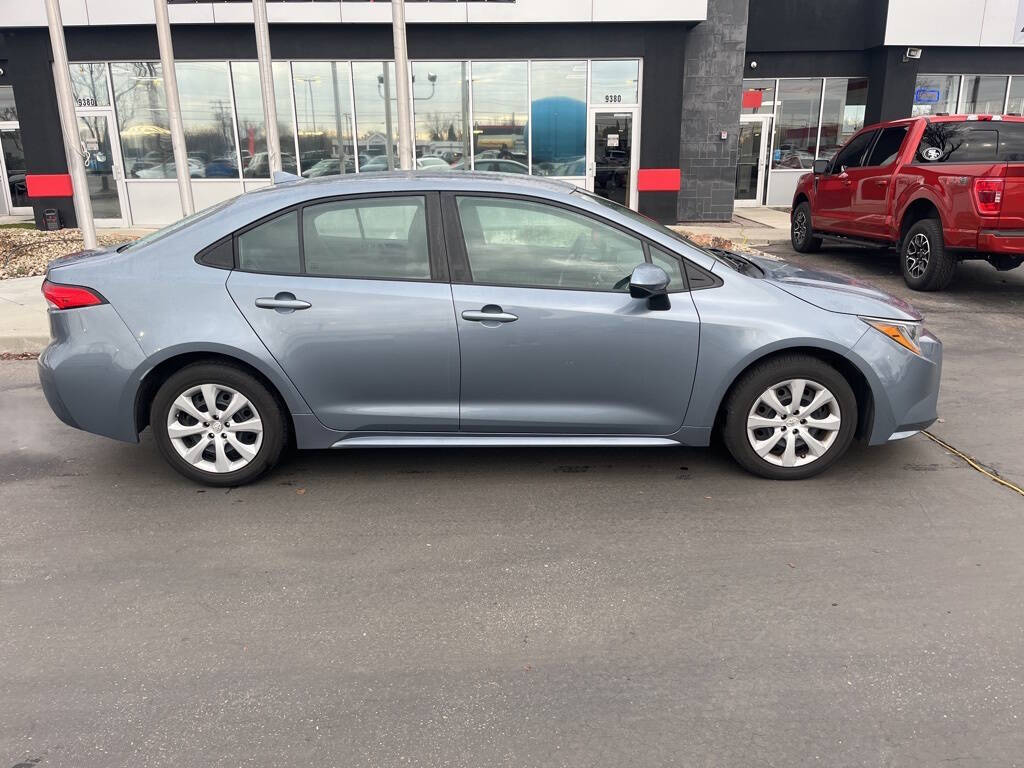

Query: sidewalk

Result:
[672,207,791,248]
[0,275,47,355]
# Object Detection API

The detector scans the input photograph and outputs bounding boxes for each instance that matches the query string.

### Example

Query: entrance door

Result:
[586,108,639,210]
[735,115,771,207]
[75,112,128,227]
[0,127,31,216]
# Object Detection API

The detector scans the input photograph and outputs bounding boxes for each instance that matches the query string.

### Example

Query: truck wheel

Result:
[901,219,956,291]
[791,202,822,253]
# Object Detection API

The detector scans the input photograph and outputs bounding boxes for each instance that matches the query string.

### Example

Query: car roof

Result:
[862,114,1024,132]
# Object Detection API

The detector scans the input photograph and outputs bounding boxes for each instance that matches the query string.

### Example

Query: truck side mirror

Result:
[813,159,829,175]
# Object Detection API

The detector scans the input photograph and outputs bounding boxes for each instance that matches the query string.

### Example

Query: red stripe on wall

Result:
[26,174,74,198]
[637,168,680,192]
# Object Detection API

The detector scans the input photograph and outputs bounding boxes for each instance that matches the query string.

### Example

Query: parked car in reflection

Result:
[301,157,357,178]
[246,152,297,177]
[38,171,941,487]
[135,157,206,178]
[451,158,530,174]
[204,156,240,178]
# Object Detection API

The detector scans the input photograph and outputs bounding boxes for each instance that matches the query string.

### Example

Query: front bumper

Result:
[853,326,943,445]
[37,304,146,443]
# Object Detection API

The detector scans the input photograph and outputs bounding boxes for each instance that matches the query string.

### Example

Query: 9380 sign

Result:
[604,94,623,103]
[76,97,99,108]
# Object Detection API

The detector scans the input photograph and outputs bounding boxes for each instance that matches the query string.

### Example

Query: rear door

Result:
[226,192,460,432]
[444,193,700,435]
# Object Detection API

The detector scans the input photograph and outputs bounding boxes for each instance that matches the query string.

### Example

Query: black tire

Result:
[791,201,822,253]
[900,218,956,291]
[722,354,858,480]
[150,362,287,486]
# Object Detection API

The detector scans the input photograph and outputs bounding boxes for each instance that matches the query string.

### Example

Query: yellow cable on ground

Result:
[923,431,1024,498]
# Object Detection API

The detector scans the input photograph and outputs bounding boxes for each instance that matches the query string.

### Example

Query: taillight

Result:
[41,279,106,310]
[973,178,1004,216]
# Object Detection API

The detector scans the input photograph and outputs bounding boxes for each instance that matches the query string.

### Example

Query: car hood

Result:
[749,256,922,322]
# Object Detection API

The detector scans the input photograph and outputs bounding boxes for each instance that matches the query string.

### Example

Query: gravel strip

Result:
[1,229,141,280]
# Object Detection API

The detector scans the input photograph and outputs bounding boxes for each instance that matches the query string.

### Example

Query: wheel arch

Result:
[897,194,943,245]
[712,345,876,442]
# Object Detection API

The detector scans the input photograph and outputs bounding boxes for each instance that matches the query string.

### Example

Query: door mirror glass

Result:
[812,159,829,175]
[628,263,670,308]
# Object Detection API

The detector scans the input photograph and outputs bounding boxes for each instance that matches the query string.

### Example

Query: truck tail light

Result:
[41,279,106,310]
[973,178,1004,216]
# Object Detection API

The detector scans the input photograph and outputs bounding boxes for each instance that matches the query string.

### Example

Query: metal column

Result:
[253,0,282,177]
[43,0,96,247]
[154,0,195,216]
[391,0,414,170]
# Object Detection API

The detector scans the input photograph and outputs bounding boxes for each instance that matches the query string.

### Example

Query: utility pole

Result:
[153,0,194,216]
[391,0,414,170]
[253,0,282,177]
[44,0,96,248]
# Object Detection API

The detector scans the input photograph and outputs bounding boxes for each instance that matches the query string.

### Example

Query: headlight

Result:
[860,317,922,355]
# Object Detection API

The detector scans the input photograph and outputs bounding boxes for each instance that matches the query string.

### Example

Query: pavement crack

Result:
[923,431,1024,499]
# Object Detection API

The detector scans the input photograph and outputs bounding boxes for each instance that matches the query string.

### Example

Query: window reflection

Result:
[352,61,399,171]
[111,62,175,179]
[1,129,28,207]
[1009,77,1024,115]
[590,60,639,105]
[0,86,16,121]
[471,61,528,170]
[912,74,959,117]
[293,61,355,177]
[818,77,868,161]
[961,75,1007,114]
[772,78,822,170]
[412,61,470,169]
[530,60,586,176]
[176,61,237,179]
[741,78,775,115]
[70,63,110,107]
[231,61,297,178]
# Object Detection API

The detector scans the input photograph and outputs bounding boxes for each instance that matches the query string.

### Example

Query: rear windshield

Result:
[118,198,235,253]
[915,122,1024,164]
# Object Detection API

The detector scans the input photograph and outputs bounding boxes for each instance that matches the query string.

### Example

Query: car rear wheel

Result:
[722,355,857,480]
[791,202,822,253]
[901,218,955,291]
[151,362,287,486]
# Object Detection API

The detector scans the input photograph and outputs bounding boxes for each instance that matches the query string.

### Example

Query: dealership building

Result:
[1,0,1023,228]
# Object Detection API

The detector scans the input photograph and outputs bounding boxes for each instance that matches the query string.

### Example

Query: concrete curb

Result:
[0,275,48,355]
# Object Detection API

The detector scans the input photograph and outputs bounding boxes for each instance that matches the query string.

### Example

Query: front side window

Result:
[649,246,686,291]
[866,126,909,167]
[456,196,644,291]
[831,130,877,171]
[238,210,301,274]
[302,196,430,280]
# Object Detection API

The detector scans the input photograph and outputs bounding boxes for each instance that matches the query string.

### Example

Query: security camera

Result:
[749,60,758,69]
[905,47,922,60]
[427,72,438,83]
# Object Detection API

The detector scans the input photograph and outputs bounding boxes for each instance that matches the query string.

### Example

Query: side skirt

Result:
[330,435,682,449]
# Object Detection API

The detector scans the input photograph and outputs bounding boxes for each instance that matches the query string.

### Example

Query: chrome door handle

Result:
[255,293,311,311]
[462,308,518,323]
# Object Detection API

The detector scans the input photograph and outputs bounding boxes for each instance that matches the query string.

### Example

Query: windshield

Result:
[118,198,236,253]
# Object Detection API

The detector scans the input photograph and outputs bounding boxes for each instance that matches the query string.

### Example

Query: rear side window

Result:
[866,126,909,167]
[302,196,430,280]
[237,211,301,274]
[915,123,999,163]
[999,124,1024,161]
[831,130,877,171]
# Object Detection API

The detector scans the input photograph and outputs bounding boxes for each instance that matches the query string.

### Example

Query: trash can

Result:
[43,208,62,231]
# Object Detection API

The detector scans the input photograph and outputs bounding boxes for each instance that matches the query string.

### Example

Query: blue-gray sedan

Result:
[38,172,941,485]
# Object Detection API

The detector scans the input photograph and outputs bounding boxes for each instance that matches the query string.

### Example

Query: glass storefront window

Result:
[741,78,775,115]
[1,130,28,207]
[70,63,110,108]
[111,62,175,179]
[412,61,470,168]
[352,61,400,171]
[293,61,355,176]
[0,85,17,122]
[471,61,528,169]
[772,78,822,170]
[176,61,237,179]
[590,60,639,105]
[1009,77,1024,115]
[912,75,959,116]
[230,61,297,178]
[960,75,1008,114]
[530,60,586,176]
[817,77,868,161]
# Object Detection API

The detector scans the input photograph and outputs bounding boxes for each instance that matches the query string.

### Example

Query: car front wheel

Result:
[151,362,287,486]
[723,355,857,480]
[791,201,822,253]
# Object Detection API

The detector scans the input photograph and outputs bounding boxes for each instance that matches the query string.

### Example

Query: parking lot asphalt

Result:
[2,245,1024,767]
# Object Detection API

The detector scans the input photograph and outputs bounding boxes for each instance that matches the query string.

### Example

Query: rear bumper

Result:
[853,327,942,446]
[37,304,146,443]
[978,230,1024,255]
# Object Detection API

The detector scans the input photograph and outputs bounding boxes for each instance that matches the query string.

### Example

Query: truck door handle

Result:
[255,292,311,311]
[462,306,518,323]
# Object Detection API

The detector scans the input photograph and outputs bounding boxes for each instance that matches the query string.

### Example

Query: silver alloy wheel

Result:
[905,232,930,278]
[166,383,264,473]
[792,210,808,242]
[746,378,842,468]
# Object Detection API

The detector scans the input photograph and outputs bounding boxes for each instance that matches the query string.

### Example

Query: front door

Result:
[586,108,639,210]
[75,112,128,227]
[446,193,700,435]
[735,115,771,207]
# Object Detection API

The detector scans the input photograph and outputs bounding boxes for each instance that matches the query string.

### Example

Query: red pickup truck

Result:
[791,115,1024,290]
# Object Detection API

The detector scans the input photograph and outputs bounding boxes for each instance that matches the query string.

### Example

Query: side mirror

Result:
[628,263,671,310]
[812,159,829,175]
